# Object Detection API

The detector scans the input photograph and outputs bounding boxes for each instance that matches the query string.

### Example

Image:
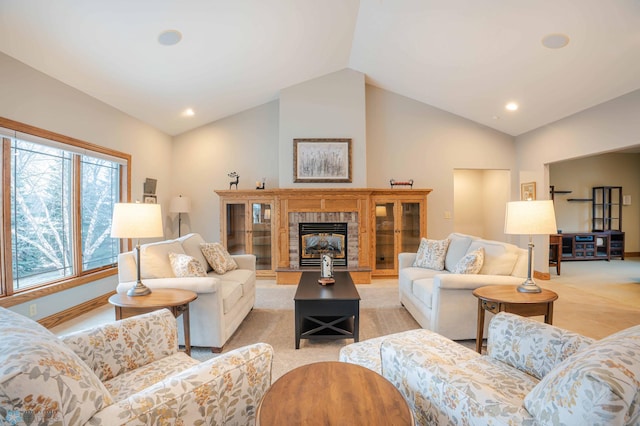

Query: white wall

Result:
[365,85,517,239]
[171,101,280,241]
[0,52,173,320]
[517,89,640,261]
[279,68,367,187]
[454,169,510,241]
[550,153,640,252]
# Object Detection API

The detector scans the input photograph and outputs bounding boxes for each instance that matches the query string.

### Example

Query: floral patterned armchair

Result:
[340,312,640,425]
[0,307,273,425]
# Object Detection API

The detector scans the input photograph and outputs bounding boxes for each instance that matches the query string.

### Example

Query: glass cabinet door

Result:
[374,202,395,270]
[225,203,246,255]
[251,202,272,271]
[400,202,421,253]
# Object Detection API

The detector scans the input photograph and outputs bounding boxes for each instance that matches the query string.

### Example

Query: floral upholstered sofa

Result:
[117,232,255,350]
[0,307,273,425]
[340,312,640,425]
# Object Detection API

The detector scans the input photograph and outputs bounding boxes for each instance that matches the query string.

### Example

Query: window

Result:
[1,117,130,301]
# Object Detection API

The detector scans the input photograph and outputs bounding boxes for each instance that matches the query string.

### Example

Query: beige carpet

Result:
[190,284,422,380]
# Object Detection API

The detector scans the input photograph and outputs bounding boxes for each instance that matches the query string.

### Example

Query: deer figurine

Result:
[228,172,239,190]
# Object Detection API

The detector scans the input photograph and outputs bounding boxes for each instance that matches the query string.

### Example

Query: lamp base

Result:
[517,279,542,293]
[127,281,152,297]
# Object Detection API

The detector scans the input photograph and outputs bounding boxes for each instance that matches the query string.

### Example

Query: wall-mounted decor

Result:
[521,182,536,200]
[293,138,352,183]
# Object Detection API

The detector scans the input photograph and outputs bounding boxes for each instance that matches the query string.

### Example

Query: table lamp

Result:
[169,195,191,237]
[504,200,557,293]
[111,202,164,296]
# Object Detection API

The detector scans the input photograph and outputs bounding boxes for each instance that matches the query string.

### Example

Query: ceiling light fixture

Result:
[182,108,195,117]
[505,102,519,111]
[158,30,182,46]
[542,33,570,49]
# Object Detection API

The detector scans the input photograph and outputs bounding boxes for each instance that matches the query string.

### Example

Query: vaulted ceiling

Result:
[1,1,639,137]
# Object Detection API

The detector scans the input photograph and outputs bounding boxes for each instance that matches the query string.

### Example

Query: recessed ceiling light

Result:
[158,30,182,46]
[542,33,570,49]
[505,102,519,111]
[182,108,195,117]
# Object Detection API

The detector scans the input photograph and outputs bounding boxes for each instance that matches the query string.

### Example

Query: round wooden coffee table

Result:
[256,361,414,425]
[473,285,558,353]
[108,288,197,355]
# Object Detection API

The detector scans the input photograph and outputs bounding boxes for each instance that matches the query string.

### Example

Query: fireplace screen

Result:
[299,223,347,267]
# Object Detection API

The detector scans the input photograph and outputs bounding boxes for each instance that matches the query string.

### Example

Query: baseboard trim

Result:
[39,291,115,329]
[534,270,551,280]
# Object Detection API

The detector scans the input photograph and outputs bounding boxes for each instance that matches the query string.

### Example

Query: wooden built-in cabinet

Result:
[219,196,276,277]
[371,193,427,276]
[215,188,432,283]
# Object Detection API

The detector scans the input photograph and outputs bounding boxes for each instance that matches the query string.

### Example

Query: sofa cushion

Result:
[217,268,255,296]
[201,242,238,274]
[413,238,450,271]
[524,324,640,425]
[140,240,186,278]
[168,252,207,277]
[177,233,212,272]
[220,280,244,314]
[451,247,484,274]
[103,352,199,402]
[0,307,112,425]
[412,279,434,308]
[469,240,518,276]
[444,233,475,271]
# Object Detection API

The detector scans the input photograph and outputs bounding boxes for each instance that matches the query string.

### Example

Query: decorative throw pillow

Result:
[168,252,207,277]
[200,242,238,274]
[451,247,485,274]
[413,238,450,271]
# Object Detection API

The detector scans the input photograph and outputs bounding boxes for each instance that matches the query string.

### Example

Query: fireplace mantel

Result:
[215,188,432,283]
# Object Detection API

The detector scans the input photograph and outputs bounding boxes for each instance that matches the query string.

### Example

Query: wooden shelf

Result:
[567,198,593,202]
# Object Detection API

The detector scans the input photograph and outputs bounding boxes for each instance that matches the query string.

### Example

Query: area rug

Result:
[191,285,422,380]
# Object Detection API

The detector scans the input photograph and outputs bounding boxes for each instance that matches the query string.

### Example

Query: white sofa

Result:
[340,312,640,425]
[117,233,256,350]
[399,232,528,340]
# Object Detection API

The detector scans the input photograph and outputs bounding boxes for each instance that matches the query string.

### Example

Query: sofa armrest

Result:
[90,343,274,425]
[61,309,179,382]
[487,312,594,380]
[116,277,221,294]
[233,254,256,271]
[398,252,417,270]
[433,273,523,290]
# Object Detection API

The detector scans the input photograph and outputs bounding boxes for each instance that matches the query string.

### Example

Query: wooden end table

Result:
[472,285,558,353]
[108,288,197,355]
[256,361,414,425]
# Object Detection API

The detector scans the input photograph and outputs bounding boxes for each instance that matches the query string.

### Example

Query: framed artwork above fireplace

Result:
[293,138,352,183]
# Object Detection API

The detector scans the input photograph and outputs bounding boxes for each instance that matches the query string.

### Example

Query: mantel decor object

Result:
[390,179,414,188]
[228,172,239,190]
[293,138,352,183]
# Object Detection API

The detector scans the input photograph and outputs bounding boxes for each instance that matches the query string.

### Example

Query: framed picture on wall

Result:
[521,182,536,200]
[293,138,352,183]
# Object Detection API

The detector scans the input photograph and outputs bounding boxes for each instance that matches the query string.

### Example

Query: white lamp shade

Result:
[504,200,557,235]
[169,196,191,213]
[375,205,387,217]
[111,203,164,239]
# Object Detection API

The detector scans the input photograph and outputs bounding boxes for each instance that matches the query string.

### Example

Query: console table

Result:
[557,231,625,261]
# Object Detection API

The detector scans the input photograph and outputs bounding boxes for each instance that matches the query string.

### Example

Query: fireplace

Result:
[299,222,348,268]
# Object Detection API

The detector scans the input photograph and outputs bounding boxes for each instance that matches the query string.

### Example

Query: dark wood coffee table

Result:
[294,271,360,349]
[256,361,414,425]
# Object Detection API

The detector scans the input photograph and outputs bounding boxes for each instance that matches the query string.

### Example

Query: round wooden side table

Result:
[256,361,414,425]
[472,285,558,353]
[108,288,197,355]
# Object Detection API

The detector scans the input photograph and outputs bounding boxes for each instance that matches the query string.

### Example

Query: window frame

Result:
[0,117,131,308]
